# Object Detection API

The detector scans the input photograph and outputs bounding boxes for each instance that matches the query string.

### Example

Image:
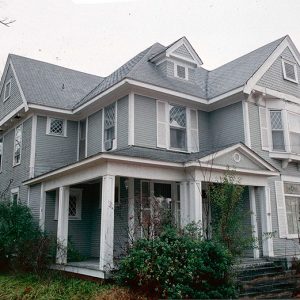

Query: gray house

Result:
[1,35,300,278]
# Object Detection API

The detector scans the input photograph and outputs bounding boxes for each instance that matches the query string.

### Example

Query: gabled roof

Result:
[9,54,103,110]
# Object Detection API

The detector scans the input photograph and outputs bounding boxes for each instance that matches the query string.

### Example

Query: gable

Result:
[172,44,194,60]
[0,62,24,121]
[257,47,300,99]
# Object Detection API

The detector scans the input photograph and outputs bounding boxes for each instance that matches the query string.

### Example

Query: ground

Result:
[0,272,146,300]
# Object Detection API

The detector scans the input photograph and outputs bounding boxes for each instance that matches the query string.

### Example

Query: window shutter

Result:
[259,107,269,150]
[157,100,168,148]
[275,181,288,238]
[189,109,199,152]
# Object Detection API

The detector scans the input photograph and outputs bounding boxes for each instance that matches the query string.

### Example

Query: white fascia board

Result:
[0,104,25,127]
[10,60,29,112]
[28,104,73,115]
[208,87,244,104]
[244,38,289,94]
[29,115,37,178]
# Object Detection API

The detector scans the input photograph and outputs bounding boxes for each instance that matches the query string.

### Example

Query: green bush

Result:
[0,200,54,273]
[116,226,237,299]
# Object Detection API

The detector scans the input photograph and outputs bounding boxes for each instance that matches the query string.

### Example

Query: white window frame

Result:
[13,124,23,166]
[0,137,3,173]
[282,59,299,84]
[55,188,82,220]
[3,79,12,102]
[46,117,67,137]
[283,182,300,239]
[174,63,189,80]
[269,110,286,152]
[102,102,117,151]
[11,187,20,203]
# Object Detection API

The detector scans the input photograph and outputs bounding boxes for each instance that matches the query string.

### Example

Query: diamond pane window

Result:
[69,195,77,217]
[169,105,186,150]
[270,110,285,151]
[13,125,22,165]
[170,105,186,128]
[104,103,116,142]
[48,118,65,136]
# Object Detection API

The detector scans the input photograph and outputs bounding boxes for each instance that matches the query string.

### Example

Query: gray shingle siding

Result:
[29,184,42,222]
[35,116,78,176]
[87,110,102,157]
[117,96,129,149]
[173,44,193,60]
[258,47,300,99]
[209,101,245,149]
[134,94,157,148]
[0,117,32,204]
[0,64,24,121]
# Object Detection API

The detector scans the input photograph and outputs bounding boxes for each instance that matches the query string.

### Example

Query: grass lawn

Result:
[0,272,145,300]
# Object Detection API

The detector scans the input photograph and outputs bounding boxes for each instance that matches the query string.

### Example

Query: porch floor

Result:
[67,258,99,271]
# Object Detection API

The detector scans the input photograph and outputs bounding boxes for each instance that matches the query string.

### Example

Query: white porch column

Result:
[39,183,46,231]
[127,178,135,244]
[189,181,202,226]
[56,186,69,264]
[260,186,274,257]
[249,187,260,259]
[99,175,115,270]
[180,182,189,227]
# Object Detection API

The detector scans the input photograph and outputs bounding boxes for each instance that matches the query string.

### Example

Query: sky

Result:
[0,0,300,77]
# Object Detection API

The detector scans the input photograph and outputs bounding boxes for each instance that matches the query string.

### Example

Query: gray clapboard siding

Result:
[117,96,129,149]
[0,117,32,204]
[134,94,157,148]
[29,184,42,222]
[87,110,102,157]
[258,47,300,99]
[198,110,211,151]
[0,64,24,121]
[209,101,245,150]
[174,44,193,60]
[35,116,78,176]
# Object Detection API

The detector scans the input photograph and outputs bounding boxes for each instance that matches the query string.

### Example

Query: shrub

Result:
[0,200,53,273]
[116,226,237,299]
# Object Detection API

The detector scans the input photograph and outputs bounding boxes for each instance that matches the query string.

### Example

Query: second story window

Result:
[282,59,298,84]
[4,80,11,102]
[47,118,66,136]
[270,110,285,151]
[104,103,116,151]
[13,125,22,166]
[0,137,3,172]
[169,105,186,150]
[78,119,86,160]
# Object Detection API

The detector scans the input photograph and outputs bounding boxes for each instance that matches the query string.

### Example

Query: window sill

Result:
[13,162,21,168]
[46,133,67,138]
[285,234,300,239]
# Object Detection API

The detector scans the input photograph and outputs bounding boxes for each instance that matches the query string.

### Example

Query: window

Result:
[284,182,300,235]
[270,110,285,151]
[104,103,116,150]
[175,64,188,80]
[47,118,66,136]
[0,137,3,172]
[78,119,86,160]
[11,187,19,204]
[55,188,82,220]
[4,80,11,101]
[13,124,22,166]
[169,105,186,150]
[282,59,298,83]
[287,112,300,154]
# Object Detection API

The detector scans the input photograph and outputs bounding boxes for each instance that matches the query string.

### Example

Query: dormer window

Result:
[4,79,11,102]
[282,59,298,83]
[175,64,188,80]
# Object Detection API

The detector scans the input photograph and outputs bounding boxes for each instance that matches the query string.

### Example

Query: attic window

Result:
[46,117,66,137]
[175,64,188,80]
[4,80,11,102]
[282,59,298,83]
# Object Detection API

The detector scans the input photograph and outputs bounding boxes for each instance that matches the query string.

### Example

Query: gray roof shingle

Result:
[10,54,103,110]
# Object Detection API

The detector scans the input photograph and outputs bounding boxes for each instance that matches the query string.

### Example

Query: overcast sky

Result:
[0,0,300,77]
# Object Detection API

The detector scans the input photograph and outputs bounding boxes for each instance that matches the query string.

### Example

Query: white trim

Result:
[174,63,188,80]
[282,58,299,83]
[0,104,25,128]
[29,115,37,178]
[39,183,46,231]
[3,79,12,102]
[28,104,73,115]
[209,87,244,104]
[10,187,20,203]
[102,102,117,151]
[46,117,67,137]
[242,101,251,147]
[85,116,88,157]
[76,121,80,161]
[13,123,23,166]
[128,92,135,145]
[249,187,260,259]
[10,61,29,111]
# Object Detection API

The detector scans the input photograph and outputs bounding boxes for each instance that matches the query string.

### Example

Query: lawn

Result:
[0,272,144,300]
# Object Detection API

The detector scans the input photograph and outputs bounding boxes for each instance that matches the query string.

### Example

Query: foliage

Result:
[0,200,54,273]
[116,226,237,299]
[0,272,115,300]
[208,171,254,257]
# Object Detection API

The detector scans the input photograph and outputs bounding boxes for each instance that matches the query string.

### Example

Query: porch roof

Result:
[23,143,279,187]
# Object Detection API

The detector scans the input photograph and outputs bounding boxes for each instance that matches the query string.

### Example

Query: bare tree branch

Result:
[0,18,15,27]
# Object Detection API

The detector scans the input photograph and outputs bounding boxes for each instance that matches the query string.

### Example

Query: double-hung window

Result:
[104,103,116,150]
[270,110,285,151]
[169,105,187,150]
[0,137,3,172]
[13,124,22,166]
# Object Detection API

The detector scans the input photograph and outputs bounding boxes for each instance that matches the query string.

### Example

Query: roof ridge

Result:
[9,53,102,79]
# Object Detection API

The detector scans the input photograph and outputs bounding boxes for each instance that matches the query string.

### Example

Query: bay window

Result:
[169,105,186,150]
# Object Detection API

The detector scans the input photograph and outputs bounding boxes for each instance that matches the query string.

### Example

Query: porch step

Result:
[236,259,297,298]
